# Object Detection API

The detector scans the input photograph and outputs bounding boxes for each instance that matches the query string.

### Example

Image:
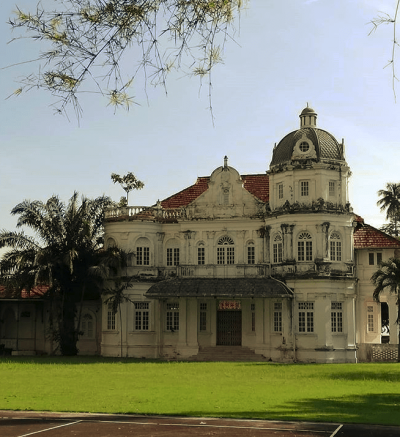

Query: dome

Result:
[270,107,345,169]
[300,106,316,115]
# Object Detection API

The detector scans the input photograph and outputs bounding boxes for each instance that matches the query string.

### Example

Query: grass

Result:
[1,357,400,426]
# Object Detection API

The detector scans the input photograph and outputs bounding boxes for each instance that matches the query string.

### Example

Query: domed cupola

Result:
[270,106,346,170]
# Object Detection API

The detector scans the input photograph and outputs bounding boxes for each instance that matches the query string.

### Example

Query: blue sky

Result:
[1,0,400,246]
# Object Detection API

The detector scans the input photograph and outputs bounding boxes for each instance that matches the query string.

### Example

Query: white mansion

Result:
[1,107,399,362]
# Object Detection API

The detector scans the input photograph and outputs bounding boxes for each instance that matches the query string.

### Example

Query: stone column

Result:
[264,226,271,264]
[346,295,356,348]
[207,231,216,265]
[183,231,196,264]
[156,232,165,266]
[178,297,187,347]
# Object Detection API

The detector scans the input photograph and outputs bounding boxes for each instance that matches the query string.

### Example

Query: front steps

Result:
[191,346,269,362]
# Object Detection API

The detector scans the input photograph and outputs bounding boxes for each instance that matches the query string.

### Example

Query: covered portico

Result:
[146,278,294,361]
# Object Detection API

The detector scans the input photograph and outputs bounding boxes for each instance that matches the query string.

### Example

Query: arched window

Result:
[106,237,116,248]
[298,232,313,261]
[197,242,205,265]
[330,232,342,261]
[247,241,255,264]
[81,312,95,339]
[217,236,235,265]
[136,237,150,266]
[273,234,283,263]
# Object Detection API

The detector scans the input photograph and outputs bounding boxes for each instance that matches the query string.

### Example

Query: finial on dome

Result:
[224,155,228,168]
[299,105,317,128]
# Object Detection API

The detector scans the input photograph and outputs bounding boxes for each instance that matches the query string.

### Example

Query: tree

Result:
[111,172,144,205]
[0,192,117,355]
[371,257,400,362]
[377,183,400,237]
[7,0,245,118]
[102,247,136,357]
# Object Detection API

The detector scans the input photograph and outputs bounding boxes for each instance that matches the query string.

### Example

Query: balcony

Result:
[124,264,270,279]
[271,261,354,278]
[177,264,270,278]
[105,205,184,221]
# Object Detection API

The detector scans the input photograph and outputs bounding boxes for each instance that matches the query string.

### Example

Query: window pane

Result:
[198,247,205,265]
[227,247,235,264]
[369,253,374,265]
[217,247,225,264]
[247,246,255,264]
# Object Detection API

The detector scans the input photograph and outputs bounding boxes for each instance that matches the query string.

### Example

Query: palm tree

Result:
[102,247,136,357]
[371,257,400,362]
[0,192,113,355]
[377,183,400,236]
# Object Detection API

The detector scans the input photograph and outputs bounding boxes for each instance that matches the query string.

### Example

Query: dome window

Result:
[299,142,309,153]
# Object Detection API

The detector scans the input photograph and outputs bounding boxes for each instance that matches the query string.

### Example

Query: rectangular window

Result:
[298,241,313,262]
[166,303,179,331]
[274,302,282,332]
[367,305,374,332]
[305,241,312,261]
[377,253,382,264]
[167,248,180,266]
[137,247,150,265]
[217,247,225,264]
[199,303,207,331]
[227,247,235,264]
[217,247,235,264]
[278,183,283,199]
[298,242,305,261]
[369,253,374,265]
[273,243,283,263]
[134,302,149,331]
[329,181,335,196]
[330,241,342,261]
[198,247,205,265]
[298,302,314,333]
[247,246,255,264]
[107,303,115,330]
[331,302,343,333]
[300,181,309,197]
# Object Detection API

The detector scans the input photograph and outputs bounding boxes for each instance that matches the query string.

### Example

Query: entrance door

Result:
[217,311,242,345]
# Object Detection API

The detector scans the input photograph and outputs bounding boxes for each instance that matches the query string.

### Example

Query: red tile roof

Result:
[353,222,400,249]
[242,174,270,202]
[161,174,269,208]
[161,177,210,208]
[0,285,48,299]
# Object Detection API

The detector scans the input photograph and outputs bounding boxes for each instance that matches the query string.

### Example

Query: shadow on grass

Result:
[185,393,400,426]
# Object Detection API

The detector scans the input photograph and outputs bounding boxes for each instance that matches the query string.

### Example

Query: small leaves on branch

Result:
[7,0,246,119]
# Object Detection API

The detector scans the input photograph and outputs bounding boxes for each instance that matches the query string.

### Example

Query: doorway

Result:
[217,310,242,345]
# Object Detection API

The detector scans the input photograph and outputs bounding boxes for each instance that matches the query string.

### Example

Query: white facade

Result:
[3,107,397,362]
[100,107,400,363]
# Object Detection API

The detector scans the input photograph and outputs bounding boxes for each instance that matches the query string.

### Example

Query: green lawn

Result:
[1,357,399,426]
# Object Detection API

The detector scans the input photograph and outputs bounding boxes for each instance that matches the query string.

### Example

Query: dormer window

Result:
[299,142,310,153]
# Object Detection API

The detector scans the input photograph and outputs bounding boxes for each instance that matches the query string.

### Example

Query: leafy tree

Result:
[371,257,400,362]
[377,182,400,237]
[7,0,245,118]
[111,172,144,205]
[0,192,119,356]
